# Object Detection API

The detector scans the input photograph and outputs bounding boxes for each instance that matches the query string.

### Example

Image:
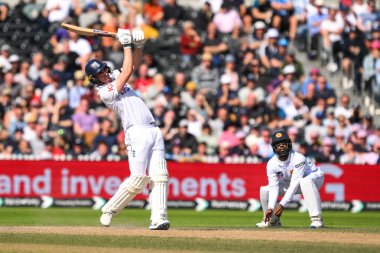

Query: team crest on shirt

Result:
[276,171,284,179]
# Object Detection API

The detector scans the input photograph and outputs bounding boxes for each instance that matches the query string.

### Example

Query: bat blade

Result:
[61,23,117,38]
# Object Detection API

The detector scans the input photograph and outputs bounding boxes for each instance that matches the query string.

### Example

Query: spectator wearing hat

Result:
[217,74,240,110]
[68,137,88,160]
[355,129,370,152]
[281,64,301,95]
[301,67,320,96]
[349,102,363,124]
[191,52,219,95]
[170,119,198,155]
[8,54,21,73]
[276,37,290,61]
[69,70,89,109]
[247,21,267,54]
[0,44,12,73]
[282,50,304,79]
[314,137,339,163]
[229,130,250,157]
[221,54,240,90]
[260,28,282,76]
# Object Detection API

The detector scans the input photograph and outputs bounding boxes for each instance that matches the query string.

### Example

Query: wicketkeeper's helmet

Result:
[271,130,292,158]
[85,59,111,86]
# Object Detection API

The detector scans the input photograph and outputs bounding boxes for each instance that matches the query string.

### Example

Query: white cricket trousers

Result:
[260,172,324,217]
[125,125,165,176]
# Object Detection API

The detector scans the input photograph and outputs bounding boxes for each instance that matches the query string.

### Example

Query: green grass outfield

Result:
[0,208,380,253]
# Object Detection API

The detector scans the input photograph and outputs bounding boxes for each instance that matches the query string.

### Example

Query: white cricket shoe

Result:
[100,212,114,227]
[149,219,170,230]
[310,216,324,228]
[256,218,282,228]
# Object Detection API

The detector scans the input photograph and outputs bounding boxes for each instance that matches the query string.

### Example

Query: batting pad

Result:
[300,178,322,217]
[149,159,169,222]
[102,175,150,214]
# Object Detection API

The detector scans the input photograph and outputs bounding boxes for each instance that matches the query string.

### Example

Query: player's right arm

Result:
[114,29,133,93]
[267,159,279,210]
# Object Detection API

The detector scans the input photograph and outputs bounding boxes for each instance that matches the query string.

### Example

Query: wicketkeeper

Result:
[256,130,324,228]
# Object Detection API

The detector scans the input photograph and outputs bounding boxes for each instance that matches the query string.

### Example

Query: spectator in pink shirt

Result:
[212,3,242,35]
[218,122,240,148]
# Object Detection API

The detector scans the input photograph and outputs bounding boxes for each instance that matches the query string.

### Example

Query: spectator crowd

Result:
[0,0,379,164]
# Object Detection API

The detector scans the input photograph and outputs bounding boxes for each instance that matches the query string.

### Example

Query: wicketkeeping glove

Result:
[274,204,283,217]
[132,28,145,48]
[117,28,132,48]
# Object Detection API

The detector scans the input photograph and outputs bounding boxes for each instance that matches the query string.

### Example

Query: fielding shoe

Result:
[256,218,282,228]
[149,219,170,230]
[100,212,114,227]
[310,216,324,228]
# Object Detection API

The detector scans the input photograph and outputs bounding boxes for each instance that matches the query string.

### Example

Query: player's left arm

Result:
[132,28,145,70]
[279,156,306,208]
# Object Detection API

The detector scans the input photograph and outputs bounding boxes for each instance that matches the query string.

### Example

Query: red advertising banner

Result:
[0,161,379,202]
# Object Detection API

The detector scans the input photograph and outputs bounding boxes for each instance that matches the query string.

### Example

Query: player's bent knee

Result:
[150,159,169,182]
[124,175,151,193]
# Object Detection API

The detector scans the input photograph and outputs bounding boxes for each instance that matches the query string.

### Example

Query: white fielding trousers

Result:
[260,173,324,217]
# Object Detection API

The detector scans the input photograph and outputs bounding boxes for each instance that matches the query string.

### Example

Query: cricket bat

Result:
[61,23,117,38]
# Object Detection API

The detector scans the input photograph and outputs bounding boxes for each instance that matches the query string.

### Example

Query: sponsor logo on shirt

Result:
[295,161,305,168]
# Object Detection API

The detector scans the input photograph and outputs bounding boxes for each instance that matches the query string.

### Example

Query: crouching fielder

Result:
[84,28,169,230]
[256,130,324,228]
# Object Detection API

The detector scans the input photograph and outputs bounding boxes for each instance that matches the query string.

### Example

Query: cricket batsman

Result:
[256,130,324,228]
[84,28,170,230]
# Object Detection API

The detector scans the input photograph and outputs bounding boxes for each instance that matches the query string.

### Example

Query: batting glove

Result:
[132,28,145,48]
[117,28,132,48]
